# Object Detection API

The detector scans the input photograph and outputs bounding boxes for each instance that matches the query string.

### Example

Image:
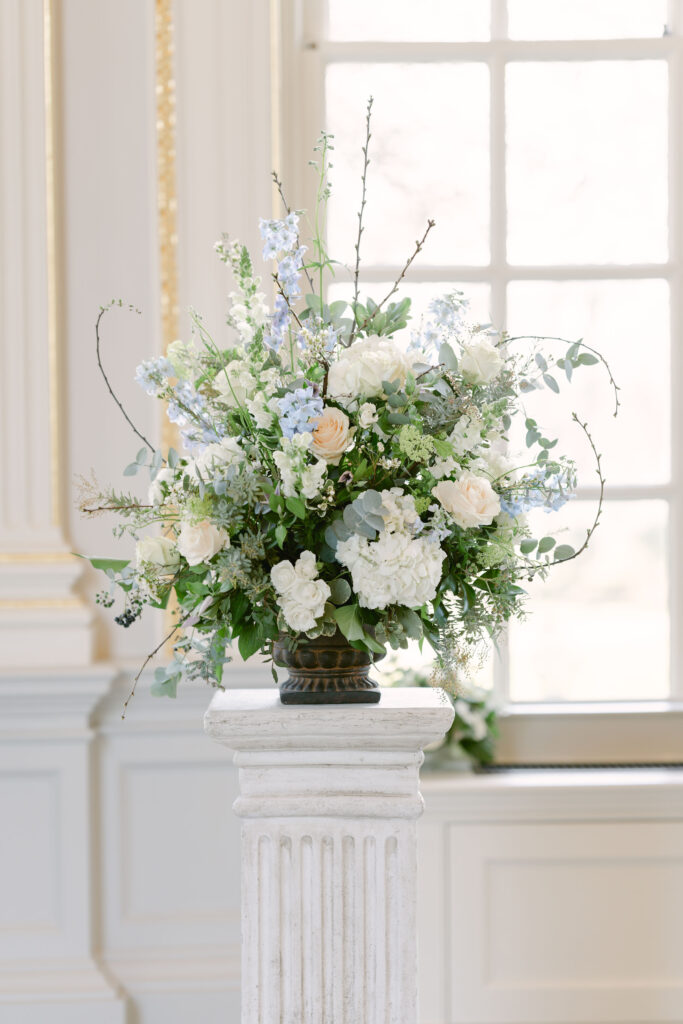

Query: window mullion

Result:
[490,0,510,705]
[668,23,683,698]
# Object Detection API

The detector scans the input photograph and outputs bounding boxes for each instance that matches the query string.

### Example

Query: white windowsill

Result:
[420,765,683,822]
[494,701,683,765]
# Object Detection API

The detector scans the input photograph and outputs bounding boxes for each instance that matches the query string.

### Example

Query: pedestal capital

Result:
[204,685,454,754]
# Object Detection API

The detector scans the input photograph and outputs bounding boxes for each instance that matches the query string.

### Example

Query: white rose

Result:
[177,520,230,566]
[294,550,317,580]
[310,406,352,464]
[136,535,180,570]
[291,578,331,611]
[460,338,504,385]
[282,603,317,632]
[432,473,501,529]
[358,402,379,428]
[148,467,175,505]
[191,436,245,480]
[271,560,297,594]
[327,337,416,406]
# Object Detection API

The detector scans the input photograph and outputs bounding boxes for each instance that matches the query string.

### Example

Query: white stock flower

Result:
[136,535,180,570]
[460,338,504,385]
[177,519,230,566]
[327,336,416,407]
[246,390,274,429]
[432,473,501,529]
[449,415,484,456]
[300,460,327,499]
[213,360,256,408]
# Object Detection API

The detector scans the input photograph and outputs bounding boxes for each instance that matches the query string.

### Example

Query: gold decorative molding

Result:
[0,0,65,568]
[155,0,180,366]
[155,0,181,643]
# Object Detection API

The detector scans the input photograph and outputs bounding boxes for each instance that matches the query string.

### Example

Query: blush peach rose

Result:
[432,473,501,529]
[310,406,352,464]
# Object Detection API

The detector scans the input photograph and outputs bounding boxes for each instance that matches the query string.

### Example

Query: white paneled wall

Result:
[1,2,683,1023]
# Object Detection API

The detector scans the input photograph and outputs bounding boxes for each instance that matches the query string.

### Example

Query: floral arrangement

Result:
[386,663,498,768]
[80,104,617,710]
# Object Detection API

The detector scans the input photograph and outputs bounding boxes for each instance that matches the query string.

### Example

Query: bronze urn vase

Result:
[273,630,383,705]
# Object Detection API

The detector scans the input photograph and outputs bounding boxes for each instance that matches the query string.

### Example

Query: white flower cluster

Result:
[187,436,245,483]
[273,433,327,499]
[270,550,331,631]
[335,489,446,610]
[228,288,268,345]
[327,336,418,408]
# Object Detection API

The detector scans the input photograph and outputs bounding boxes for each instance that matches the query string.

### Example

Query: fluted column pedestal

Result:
[204,687,454,1024]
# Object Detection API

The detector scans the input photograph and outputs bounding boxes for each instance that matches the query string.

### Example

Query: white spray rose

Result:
[177,520,230,566]
[136,535,180,570]
[460,338,504,385]
[432,473,501,529]
[358,402,379,428]
[327,336,416,407]
[270,550,331,633]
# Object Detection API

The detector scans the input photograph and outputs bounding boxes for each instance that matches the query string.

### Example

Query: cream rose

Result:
[310,406,351,464]
[460,338,504,385]
[136,535,180,570]
[432,473,501,529]
[327,336,416,406]
[177,520,230,566]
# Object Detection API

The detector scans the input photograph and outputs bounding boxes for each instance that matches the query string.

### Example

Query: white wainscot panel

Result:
[0,772,59,935]
[448,821,683,1024]
[100,726,242,972]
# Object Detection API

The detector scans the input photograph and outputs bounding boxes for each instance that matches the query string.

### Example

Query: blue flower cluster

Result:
[166,381,207,427]
[259,213,306,300]
[500,467,575,517]
[264,295,290,352]
[428,292,468,331]
[259,213,299,260]
[134,357,174,396]
[277,386,323,439]
[278,246,306,299]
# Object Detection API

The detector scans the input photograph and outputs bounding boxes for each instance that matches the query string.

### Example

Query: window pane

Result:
[508,0,669,39]
[506,279,670,485]
[508,501,669,701]
[506,62,668,264]
[327,280,492,324]
[326,64,489,266]
[327,0,489,41]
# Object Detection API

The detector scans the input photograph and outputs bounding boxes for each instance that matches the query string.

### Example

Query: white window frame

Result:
[275,0,683,763]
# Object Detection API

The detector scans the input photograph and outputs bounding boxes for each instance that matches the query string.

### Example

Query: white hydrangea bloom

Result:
[334,489,445,611]
[336,530,446,611]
